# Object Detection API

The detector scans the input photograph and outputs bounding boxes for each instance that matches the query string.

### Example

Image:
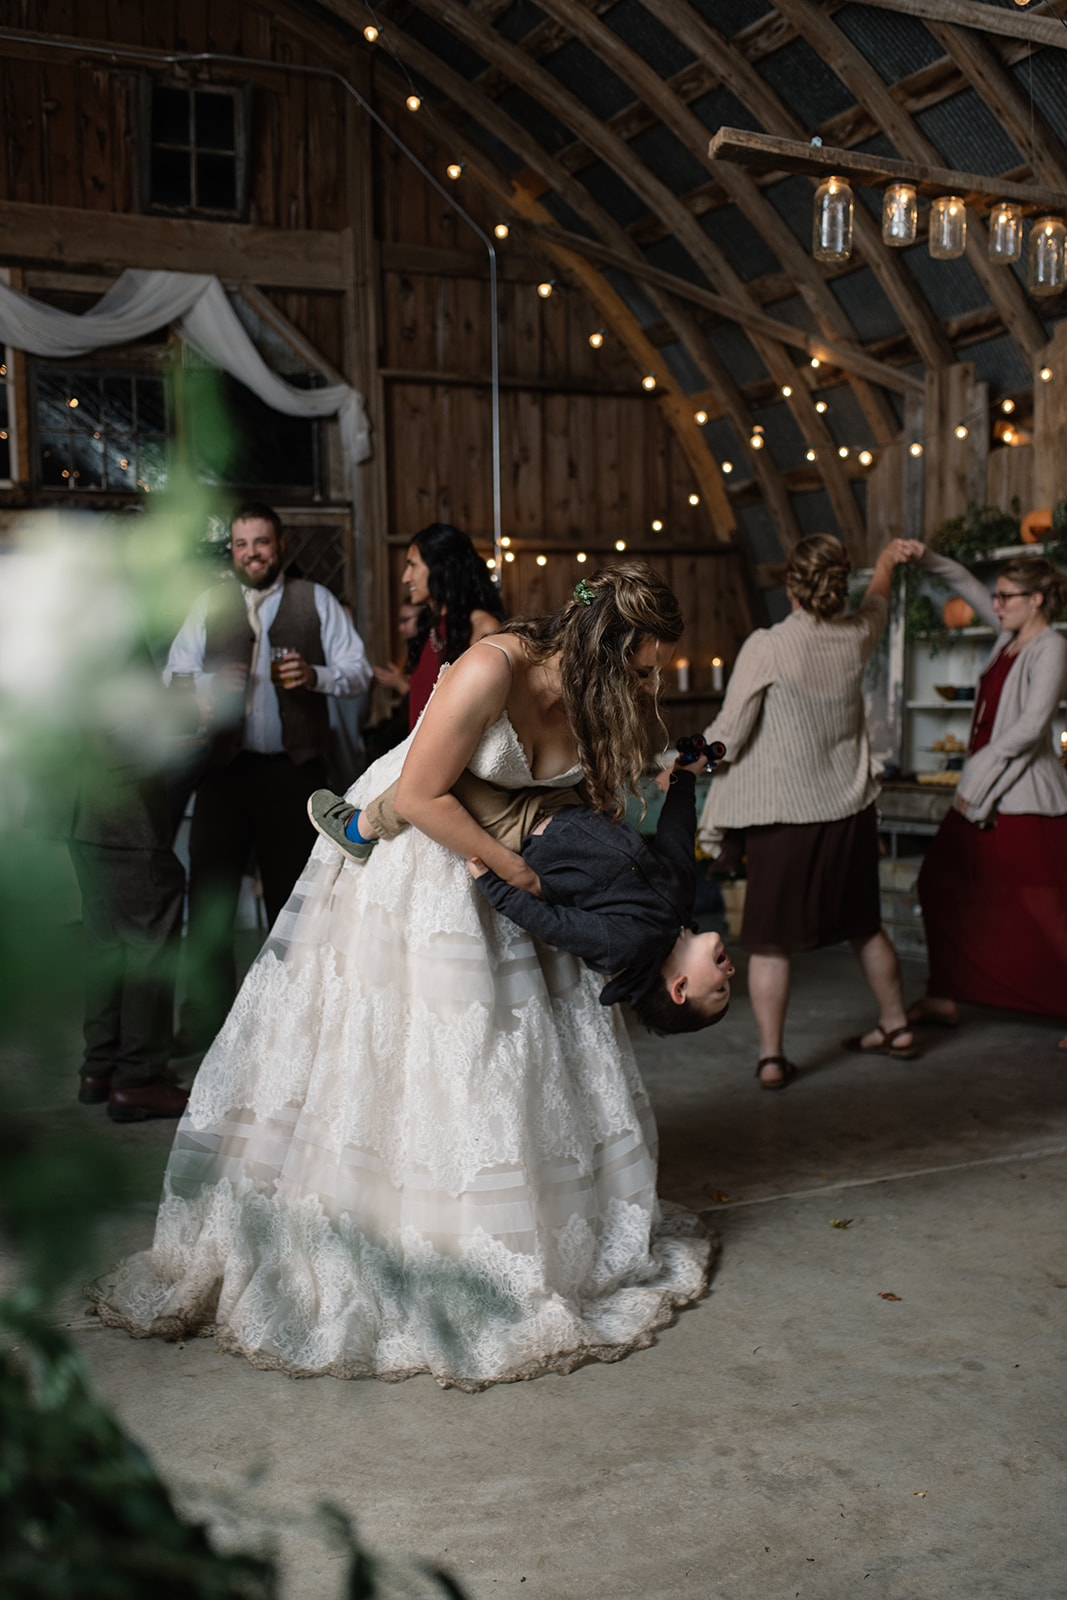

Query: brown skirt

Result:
[740,804,881,955]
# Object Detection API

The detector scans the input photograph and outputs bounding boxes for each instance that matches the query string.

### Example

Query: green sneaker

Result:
[307,790,378,862]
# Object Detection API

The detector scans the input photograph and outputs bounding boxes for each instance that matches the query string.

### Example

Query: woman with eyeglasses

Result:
[898,541,1067,1030]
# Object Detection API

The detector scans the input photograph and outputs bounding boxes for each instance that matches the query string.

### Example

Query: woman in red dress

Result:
[374,523,505,728]
[901,544,1067,1026]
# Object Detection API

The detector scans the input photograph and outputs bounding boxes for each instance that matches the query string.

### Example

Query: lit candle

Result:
[711,657,724,693]
[675,658,690,694]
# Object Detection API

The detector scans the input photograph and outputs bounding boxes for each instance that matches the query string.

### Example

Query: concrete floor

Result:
[37,948,1067,1598]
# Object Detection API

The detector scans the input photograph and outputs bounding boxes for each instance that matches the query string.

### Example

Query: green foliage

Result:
[928,499,1021,566]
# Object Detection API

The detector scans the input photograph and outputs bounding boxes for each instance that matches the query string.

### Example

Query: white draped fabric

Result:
[0,268,370,473]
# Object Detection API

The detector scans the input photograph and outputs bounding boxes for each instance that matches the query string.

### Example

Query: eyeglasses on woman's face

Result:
[991,589,1032,607]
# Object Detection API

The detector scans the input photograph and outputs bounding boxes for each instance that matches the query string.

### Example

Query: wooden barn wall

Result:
[372,98,755,718]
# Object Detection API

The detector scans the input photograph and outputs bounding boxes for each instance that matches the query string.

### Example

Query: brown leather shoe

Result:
[78,1074,114,1105]
[107,1082,189,1123]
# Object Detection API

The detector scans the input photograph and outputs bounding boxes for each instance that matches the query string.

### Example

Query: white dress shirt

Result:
[164,577,373,755]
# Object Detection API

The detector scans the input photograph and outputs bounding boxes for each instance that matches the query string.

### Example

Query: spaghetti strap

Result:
[476,638,515,671]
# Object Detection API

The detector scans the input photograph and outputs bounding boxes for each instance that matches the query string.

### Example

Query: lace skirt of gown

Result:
[91,716,713,1389]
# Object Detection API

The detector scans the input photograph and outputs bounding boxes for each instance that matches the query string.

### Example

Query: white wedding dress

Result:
[93,713,712,1389]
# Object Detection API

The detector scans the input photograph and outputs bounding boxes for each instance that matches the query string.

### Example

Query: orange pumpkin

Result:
[1021,507,1053,544]
[942,596,975,629]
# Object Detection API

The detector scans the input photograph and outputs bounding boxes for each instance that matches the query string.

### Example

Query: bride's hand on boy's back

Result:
[468,854,542,899]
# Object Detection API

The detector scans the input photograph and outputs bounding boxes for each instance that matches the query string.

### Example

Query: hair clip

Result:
[573,579,594,606]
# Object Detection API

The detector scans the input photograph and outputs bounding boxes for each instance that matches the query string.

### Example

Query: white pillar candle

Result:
[711,657,724,692]
[675,658,690,693]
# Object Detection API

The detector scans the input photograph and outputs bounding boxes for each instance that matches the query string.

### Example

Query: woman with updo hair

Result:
[699,535,915,1088]
[899,542,1067,1030]
[94,562,715,1389]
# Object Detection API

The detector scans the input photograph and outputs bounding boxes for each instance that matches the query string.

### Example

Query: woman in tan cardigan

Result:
[699,535,913,1088]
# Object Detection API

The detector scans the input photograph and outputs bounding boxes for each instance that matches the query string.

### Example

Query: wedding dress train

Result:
[92,714,712,1388]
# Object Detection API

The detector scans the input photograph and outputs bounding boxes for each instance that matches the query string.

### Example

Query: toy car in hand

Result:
[676,734,726,771]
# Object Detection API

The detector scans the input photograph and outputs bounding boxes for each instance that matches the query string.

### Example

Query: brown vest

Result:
[203,578,330,767]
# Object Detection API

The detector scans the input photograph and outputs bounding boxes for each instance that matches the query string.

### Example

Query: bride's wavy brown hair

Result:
[787,533,851,621]
[501,561,684,820]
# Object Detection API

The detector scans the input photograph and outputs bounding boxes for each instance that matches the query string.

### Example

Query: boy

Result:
[308,756,732,1035]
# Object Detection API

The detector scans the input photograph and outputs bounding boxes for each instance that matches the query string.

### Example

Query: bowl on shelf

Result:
[933,684,959,701]
[957,686,975,701]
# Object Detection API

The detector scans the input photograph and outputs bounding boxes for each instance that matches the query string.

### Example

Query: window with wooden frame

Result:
[33,364,170,494]
[142,78,251,219]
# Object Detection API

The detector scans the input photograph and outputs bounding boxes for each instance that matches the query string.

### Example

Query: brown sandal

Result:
[842,1024,918,1061]
[755,1056,798,1091]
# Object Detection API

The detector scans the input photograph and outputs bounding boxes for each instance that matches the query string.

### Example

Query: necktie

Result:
[243,585,272,718]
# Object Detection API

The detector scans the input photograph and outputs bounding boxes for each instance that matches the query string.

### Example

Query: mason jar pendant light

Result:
[929,196,967,259]
[812,177,854,263]
[988,201,1023,264]
[882,183,917,247]
[1028,216,1067,296]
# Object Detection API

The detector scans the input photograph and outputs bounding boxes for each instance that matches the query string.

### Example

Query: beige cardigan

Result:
[920,549,1067,824]
[697,596,886,853]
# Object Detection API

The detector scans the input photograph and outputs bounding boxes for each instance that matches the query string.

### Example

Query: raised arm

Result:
[898,540,998,630]
[393,644,537,890]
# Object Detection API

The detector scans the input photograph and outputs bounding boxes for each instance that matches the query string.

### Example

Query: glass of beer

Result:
[270,645,296,687]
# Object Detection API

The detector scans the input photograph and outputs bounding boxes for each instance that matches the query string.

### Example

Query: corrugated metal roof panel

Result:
[815,384,876,453]
[834,4,943,84]
[1011,51,1067,149]
[739,502,786,566]
[900,241,987,321]
[689,83,766,137]
[627,122,709,195]
[757,37,857,127]
[915,89,1023,174]
[791,489,840,539]
[953,333,1032,398]
[541,38,635,120]
[764,175,818,251]
[688,0,774,42]
[602,266,661,326]
[702,417,745,470]
[762,294,820,336]
[494,85,572,155]
[495,0,546,44]
[539,190,599,239]
[751,398,807,470]
[579,160,650,227]
[657,339,707,395]
[400,10,488,77]
[459,116,526,178]
[602,0,697,79]
[829,265,905,342]
[707,323,768,384]
[699,203,782,282]
[642,234,714,292]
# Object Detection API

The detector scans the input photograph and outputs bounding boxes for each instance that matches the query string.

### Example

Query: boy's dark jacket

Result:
[474,769,698,1007]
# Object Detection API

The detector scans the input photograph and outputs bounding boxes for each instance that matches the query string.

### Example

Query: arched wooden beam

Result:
[852,0,1067,52]
[360,0,803,547]
[772,0,1047,365]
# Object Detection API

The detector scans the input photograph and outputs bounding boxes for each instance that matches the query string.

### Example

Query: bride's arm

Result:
[394,646,539,891]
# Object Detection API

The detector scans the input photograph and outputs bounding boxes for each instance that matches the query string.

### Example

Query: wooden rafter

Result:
[845,0,1067,50]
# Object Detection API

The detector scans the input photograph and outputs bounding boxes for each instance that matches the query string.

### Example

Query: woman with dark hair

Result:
[698,534,914,1088]
[900,544,1067,1029]
[374,523,505,728]
[94,563,714,1389]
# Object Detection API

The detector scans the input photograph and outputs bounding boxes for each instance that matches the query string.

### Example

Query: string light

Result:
[486,558,496,570]
[537,281,554,298]
[406,94,421,112]
[536,555,547,566]
[363,23,379,41]
[642,374,656,391]
[504,551,515,562]
[68,397,79,408]
[749,426,765,450]
[1001,398,1015,414]
[810,357,821,369]
[781,384,792,398]
[688,493,699,506]
[954,424,969,440]
[1040,366,1053,382]
[651,519,663,531]
[493,223,509,239]
[815,400,828,414]
[694,410,708,425]
[588,330,604,348]
[721,461,733,474]
[447,162,463,180]
[909,441,923,457]
[1003,426,1015,443]
[838,445,849,458]
[805,448,817,462]
[500,537,511,547]
[576,552,587,563]
[858,450,873,466]
[615,539,626,551]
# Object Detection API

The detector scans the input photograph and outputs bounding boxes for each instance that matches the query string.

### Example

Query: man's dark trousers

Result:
[182,750,327,1044]
[68,842,186,1090]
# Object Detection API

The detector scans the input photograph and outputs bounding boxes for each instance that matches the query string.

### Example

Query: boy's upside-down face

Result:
[663,928,734,1016]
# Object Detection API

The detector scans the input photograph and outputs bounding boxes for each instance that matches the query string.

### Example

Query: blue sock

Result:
[344,810,367,842]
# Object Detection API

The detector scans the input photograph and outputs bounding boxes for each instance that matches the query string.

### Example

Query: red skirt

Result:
[917,808,1067,1017]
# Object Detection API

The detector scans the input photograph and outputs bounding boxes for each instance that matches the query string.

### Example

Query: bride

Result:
[93,562,714,1389]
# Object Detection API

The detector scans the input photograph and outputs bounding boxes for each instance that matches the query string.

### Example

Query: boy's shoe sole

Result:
[307,789,377,862]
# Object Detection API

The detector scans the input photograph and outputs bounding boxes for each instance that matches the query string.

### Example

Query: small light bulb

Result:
[642,374,656,391]
[505,551,515,562]
[955,424,968,440]
[806,448,817,462]
[576,552,587,563]
[1040,366,1053,382]
[68,397,79,407]
[363,23,379,41]
[536,554,547,566]
[721,461,733,474]
[588,330,604,349]
[694,410,708,425]
[859,450,872,466]
[810,357,821,369]
[406,94,421,112]
[1001,397,1015,414]
[750,431,764,449]
[537,281,554,298]
[500,537,511,547]
[909,441,923,457]
[615,539,626,551]
[494,223,509,239]
[651,519,663,531]
[838,445,849,458]
[815,400,828,414]
[487,558,496,570]
[1003,427,1015,443]
[447,162,463,180]
[688,493,699,506]
[781,384,792,398]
